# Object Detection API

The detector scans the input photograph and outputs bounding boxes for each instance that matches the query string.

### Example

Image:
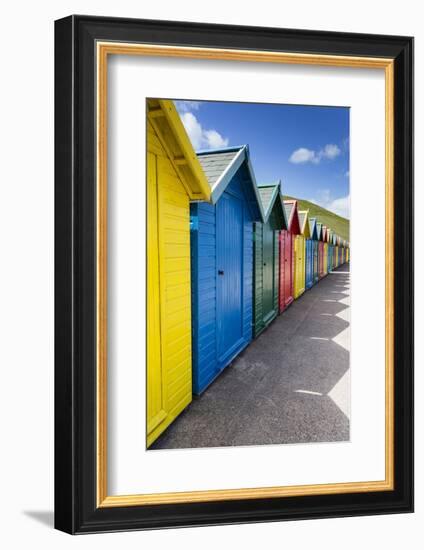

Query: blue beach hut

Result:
[309,217,319,285]
[190,145,264,395]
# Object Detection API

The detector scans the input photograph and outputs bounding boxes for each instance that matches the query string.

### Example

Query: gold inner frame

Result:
[96,42,395,508]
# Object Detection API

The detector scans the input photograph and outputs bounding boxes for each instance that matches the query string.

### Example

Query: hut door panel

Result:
[318,243,321,277]
[310,241,314,284]
[262,224,274,320]
[279,232,285,310]
[283,232,292,304]
[309,241,314,282]
[147,153,166,435]
[305,241,309,284]
[295,236,305,295]
[305,240,312,286]
[216,193,243,363]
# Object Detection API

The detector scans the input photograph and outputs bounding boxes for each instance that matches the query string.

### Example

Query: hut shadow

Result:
[152,270,351,449]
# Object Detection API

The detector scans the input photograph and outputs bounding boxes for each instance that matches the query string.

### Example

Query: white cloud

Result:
[342,136,350,152]
[330,195,350,219]
[309,188,350,219]
[174,100,201,112]
[321,143,341,160]
[179,111,228,151]
[203,129,229,148]
[289,143,341,164]
[289,147,317,164]
[180,112,203,149]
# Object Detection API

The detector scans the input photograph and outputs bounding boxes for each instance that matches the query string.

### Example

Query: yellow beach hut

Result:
[322,225,329,276]
[294,208,310,299]
[147,99,210,447]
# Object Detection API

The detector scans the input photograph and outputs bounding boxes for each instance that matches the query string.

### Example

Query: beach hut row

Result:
[146,99,350,446]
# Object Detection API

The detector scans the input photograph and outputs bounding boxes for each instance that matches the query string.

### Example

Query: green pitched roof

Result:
[258,186,275,214]
[257,181,288,229]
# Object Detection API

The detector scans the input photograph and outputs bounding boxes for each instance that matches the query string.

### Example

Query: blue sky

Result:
[174,100,350,219]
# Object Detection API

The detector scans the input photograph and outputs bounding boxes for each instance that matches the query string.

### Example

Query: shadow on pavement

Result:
[152,265,351,450]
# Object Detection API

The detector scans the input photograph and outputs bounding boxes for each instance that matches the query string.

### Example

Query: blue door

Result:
[313,241,319,283]
[216,192,243,366]
[305,239,313,289]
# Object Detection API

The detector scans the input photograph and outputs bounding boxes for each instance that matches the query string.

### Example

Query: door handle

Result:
[263,262,267,266]
[218,270,224,275]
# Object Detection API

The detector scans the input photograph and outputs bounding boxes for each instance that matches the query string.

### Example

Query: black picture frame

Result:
[55,14,414,534]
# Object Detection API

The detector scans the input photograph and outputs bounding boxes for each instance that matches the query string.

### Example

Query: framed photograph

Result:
[54,15,413,534]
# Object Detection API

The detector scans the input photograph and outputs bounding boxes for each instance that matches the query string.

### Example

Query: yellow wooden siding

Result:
[147,120,193,447]
[293,235,306,299]
[147,152,165,434]
[323,243,328,274]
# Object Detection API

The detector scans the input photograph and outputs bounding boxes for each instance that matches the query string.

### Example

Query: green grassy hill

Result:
[283,196,350,241]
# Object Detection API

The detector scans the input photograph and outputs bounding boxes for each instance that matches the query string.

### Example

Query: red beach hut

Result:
[280,199,301,312]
